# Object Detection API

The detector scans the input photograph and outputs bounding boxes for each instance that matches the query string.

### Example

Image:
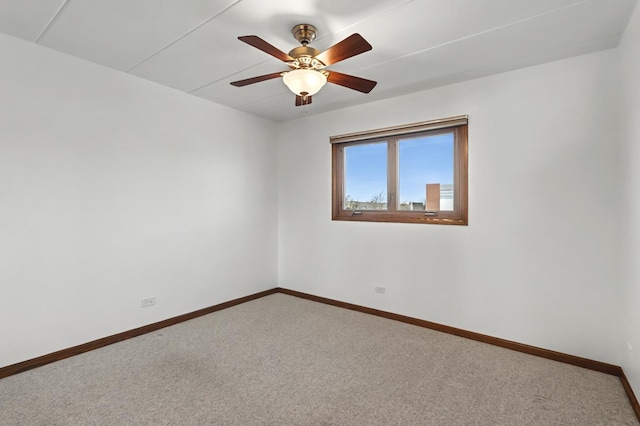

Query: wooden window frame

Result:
[331,116,468,225]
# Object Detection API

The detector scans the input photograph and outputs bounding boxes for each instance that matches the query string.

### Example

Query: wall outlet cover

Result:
[141,297,156,308]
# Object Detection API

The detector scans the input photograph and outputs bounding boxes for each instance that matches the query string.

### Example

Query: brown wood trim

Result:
[331,143,344,219]
[621,370,640,420]
[387,139,398,212]
[0,288,278,380]
[2,285,638,423]
[277,287,640,423]
[331,124,468,226]
[330,114,469,144]
[276,287,621,376]
[456,125,469,225]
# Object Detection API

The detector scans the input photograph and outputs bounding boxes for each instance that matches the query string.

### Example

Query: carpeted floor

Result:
[0,293,637,425]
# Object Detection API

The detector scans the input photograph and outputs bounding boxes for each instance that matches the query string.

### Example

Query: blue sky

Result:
[344,133,454,203]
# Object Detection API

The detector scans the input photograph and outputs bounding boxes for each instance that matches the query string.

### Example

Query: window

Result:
[331,115,468,225]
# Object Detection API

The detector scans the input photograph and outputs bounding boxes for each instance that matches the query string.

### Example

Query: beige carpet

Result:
[0,293,637,425]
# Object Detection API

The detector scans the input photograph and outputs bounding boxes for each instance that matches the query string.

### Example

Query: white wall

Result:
[1,15,634,393]
[0,34,278,368]
[619,1,640,398]
[278,50,622,364]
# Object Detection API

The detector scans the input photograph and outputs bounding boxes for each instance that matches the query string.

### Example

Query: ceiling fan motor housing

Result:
[288,45,320,58]
[288,46,323,68]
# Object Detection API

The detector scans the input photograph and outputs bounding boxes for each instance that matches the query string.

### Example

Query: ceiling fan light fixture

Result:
[283,69,327,97]
[231,27,376,106]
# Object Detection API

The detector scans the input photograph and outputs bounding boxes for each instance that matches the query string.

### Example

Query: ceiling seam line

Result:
[359,0,594,70]
[317,0,415,43]
[309,0,414,45]
[185,0,590,99]
[260,33,622,122]
[187,59,277,93]
[188,0,414,94]
[369,33,623,103]
[126,0,243,72]
[34,0,71,43]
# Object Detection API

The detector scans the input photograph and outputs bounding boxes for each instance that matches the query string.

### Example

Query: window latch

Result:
[351,210,363,216]
[425,210,438,216]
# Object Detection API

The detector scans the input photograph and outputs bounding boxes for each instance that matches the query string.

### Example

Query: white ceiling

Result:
[0,0,636,122]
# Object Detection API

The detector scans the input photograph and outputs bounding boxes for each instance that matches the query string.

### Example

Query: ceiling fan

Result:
[230,24,377,106]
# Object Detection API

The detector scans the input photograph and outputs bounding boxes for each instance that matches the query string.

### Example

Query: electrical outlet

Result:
[375,286,386,294]
[141,297,156,308]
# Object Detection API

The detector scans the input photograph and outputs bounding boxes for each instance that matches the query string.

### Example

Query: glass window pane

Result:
[344,142,387,210]
[398,132,454,211]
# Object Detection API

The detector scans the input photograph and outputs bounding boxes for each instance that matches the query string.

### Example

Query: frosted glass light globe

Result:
[283,69,327,96]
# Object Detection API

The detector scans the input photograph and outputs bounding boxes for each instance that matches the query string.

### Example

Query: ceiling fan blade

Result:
[327,71,377,93]
[238,36,294,62]
[295,95,312,106]
[230,72,283,87]
[315,34,372,66]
